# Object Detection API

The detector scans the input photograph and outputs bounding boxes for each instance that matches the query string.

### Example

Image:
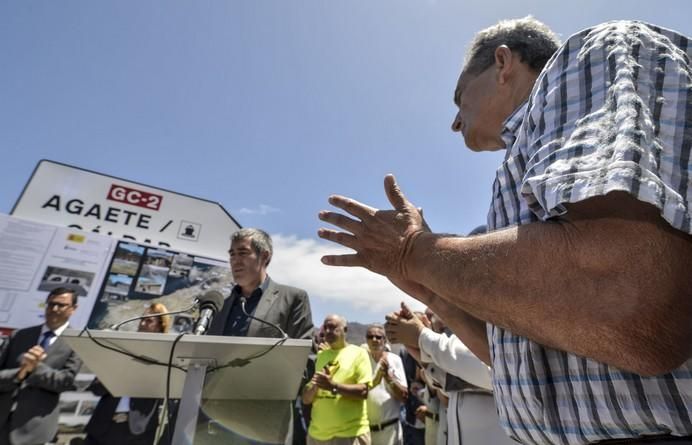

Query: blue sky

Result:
[1,1,690,324]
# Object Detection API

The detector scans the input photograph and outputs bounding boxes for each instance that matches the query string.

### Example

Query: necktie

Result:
[39,331,55,349]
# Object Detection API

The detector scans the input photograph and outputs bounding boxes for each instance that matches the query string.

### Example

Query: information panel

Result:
[0,213,115,329]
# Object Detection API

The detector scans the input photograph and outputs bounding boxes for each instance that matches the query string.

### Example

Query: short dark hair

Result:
[231,228,273,266]
[46,287,78,306]
[464,16,561,76]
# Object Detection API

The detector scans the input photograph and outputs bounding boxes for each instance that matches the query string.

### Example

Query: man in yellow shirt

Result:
[302,315,372,445]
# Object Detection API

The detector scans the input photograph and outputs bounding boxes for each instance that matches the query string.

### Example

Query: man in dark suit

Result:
[201,228,314,445]
[208,228,313,340]
[0,287,83,445]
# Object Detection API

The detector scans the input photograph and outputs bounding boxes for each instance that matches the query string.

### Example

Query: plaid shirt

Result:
[487,21,692,444]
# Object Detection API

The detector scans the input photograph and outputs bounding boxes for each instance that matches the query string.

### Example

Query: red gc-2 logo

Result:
[107,184,163,211]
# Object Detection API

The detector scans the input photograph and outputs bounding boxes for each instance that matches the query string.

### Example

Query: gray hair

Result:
[231,228,273,265]
[367,323,385,331]
[464,16,561,76]
[367,323,387,338]
[325,314,348,330]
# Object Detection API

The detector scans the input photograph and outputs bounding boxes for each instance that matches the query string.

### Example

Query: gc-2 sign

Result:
[107,184,163,211]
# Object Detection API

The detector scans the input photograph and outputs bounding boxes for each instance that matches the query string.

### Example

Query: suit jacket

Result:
[84,379,159,445]
[208,277,314,340]
[0,324,82,445]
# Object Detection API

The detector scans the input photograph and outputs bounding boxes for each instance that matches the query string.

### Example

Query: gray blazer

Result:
[208,277,314,340]
[0,325,82,445]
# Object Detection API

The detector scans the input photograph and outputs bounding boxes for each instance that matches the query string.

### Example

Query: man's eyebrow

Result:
[453,73,468,106]
[454,87,461,106]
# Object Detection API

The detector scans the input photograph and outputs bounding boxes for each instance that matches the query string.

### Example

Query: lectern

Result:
[62,329,312,444]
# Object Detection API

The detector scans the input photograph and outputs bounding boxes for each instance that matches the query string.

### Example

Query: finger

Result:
[321,254,362,267]
[328,195,377,221]
[384,174,411,211]
[317,229,359,250]
[384,313,400,323]
[318,211,362,234]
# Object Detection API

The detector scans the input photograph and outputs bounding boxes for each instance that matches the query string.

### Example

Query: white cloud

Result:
[238,204,280,215]
[269,234,425,316]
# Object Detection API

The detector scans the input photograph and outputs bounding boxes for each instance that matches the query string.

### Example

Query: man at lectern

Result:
[208,228,314,340]
[201,228,315,445]
[0,287,83,445]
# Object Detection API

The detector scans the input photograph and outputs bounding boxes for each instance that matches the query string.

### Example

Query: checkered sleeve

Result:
[519,22,692,234]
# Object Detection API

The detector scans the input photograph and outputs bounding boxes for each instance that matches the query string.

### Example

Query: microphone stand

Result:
[239,297,288,339]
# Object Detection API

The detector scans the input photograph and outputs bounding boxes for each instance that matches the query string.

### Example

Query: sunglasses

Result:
[366,335,384,340]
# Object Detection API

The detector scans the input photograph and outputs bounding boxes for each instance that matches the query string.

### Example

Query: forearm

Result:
[405,199,692,375]
[0,368,21,392]
[427,299,490,365]
[418,329,491,390]
[302,382,318,405]
[25,355,81,392]
[333,383,368,400]
[385,380,407,402]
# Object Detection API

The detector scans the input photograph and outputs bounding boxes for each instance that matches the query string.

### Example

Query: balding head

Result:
[322,314,348,348]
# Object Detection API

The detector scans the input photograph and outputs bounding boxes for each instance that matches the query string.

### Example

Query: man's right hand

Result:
[385,304,427,347]
[414,405,428,423]
[18,345,46,380]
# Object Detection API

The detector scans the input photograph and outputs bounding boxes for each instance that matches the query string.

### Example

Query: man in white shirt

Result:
[386,304,513,445]
[363,324,407,445]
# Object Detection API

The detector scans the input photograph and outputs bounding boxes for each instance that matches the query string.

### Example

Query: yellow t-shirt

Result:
[308,344,372,440]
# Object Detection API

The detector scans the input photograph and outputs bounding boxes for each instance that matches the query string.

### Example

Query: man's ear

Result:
[494,45,515,85]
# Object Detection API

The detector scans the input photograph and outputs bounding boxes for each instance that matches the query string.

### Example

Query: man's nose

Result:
[451,112,463,132]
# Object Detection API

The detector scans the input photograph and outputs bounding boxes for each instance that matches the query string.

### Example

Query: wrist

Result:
[398,230,423,280]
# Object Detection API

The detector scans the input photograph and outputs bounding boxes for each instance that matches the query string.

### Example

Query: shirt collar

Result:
[500,101,528,149]
[42,321,69,337]
[233,275,270,299]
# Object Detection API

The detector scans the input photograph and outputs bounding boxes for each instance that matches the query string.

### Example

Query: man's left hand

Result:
[318,175,429,281]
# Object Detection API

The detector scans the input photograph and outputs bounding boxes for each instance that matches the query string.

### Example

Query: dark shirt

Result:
[400,349,423,427]
[221,279,268,337]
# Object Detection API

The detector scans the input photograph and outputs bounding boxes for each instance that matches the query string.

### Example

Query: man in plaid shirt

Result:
[318,17,692,445]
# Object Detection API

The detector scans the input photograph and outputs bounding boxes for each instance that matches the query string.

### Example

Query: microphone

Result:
[193,290,225,336]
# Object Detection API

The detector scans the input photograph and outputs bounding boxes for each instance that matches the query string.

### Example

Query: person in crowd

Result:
[415,309,445,445]
[205,228,314,445]
[84,303,171,445]
[363,324,407,445]
[387,303,513,445]
[302,315,371,445]
[416,370,442,445]
[319,17,692,444]
[0,287,82,445]
[399,312,429,445]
